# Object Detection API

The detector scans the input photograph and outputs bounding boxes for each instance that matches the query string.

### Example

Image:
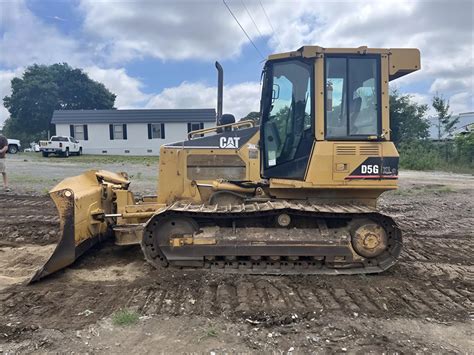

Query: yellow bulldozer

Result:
[31,45,420,282]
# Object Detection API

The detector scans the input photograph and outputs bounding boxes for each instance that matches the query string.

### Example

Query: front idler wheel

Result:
[350,219,388,258]
[142,217,199,269]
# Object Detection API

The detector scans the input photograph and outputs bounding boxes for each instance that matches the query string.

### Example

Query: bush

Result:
[399,141,441,170]
[399,137,474,173]
[454,132,474,164]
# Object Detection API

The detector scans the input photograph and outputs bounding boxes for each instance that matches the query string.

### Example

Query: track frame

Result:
[142,201,402,275]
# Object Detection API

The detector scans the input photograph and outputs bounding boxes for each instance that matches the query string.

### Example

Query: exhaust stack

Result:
[215,61,223,125]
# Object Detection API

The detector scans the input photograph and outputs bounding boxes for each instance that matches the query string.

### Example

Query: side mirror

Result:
[272,84,280,102]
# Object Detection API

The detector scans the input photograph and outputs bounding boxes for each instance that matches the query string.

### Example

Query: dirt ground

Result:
[0,155,473,353]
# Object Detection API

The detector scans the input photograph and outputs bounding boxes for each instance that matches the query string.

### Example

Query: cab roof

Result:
[267,45,420,81]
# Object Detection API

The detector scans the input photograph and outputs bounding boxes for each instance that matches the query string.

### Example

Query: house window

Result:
[69,124,88,140]
[147,123,165,139]
[109,124,127,140]
[114,124,124,139]
[187,122,204,132]
[74,125,84,140]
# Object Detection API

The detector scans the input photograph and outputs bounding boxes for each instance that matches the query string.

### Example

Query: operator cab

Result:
[260,50,382,180]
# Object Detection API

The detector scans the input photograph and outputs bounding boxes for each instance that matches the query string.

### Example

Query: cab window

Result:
[325,56,380,138]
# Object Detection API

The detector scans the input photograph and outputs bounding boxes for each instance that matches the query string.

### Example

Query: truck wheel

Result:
[42,152,49,158]
[78,148,82,156]
[64,149,69,158]
[8,145,18,154]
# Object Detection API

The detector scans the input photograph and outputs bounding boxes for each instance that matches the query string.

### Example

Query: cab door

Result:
[261,59,314,180]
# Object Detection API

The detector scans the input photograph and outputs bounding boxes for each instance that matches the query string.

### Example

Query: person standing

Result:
[0,134,10,192]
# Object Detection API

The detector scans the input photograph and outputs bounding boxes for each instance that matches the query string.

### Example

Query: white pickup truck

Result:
[39,136,82,157]
[7,139,21,154]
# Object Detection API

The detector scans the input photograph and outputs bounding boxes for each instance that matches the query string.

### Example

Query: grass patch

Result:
[198,327,218,342]
[112,309,140,326]
[15,152,159,166]
[390,189,413,197]
[206,328,218,337]
[433,185,455,193]
[10,173,60,184]
[392,184,456,196]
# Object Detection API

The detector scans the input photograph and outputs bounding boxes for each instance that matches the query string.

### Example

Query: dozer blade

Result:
[29,170,129,283]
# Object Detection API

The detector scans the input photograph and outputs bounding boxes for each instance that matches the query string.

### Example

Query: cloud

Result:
[78,0,272,63]
[0,1,150,119]
[84,67,150,107]
[0,0,86,68]
[76,0,472,112]
[1,0,472,129]
[430,77,473,96]
[449,92,473,115]
[0,68,24,126]
[264,0,473,113]
[146,81,261,119]
[404,92,436,116]
[0,65,150,126]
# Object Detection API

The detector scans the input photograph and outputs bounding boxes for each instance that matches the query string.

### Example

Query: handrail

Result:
[188,120,256,139]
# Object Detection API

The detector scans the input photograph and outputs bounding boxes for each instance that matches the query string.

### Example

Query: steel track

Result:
[142,201,402,275]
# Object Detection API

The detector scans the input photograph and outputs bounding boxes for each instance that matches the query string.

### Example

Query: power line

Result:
[241,0,263,37]
[223,0,265,59]
[258,0,281,46]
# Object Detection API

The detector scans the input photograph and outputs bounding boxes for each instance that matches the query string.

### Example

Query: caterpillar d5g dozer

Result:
[31,46,421,282]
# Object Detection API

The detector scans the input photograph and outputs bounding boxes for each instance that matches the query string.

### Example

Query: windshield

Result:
[261,59,313,179]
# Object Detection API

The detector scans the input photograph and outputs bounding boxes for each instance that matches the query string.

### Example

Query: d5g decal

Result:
[346,157,398,180]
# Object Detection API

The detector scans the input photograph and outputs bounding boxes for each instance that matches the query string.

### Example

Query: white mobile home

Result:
[52,109,216,155]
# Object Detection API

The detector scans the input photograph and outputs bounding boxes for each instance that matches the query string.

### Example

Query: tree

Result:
[432,94,459,140]
[389,90,430,146]
[242,111,260,124]
[3,63,116,143]
[432,94,460,161]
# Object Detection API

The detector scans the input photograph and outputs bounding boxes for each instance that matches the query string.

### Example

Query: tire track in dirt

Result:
[0,194,60,245]
[1,277,471,330]
[0,195,55,209]
[381,191,474,240]
[399,262,473,282]
[1,193,472,331]
[0,215,59,224]
[402,238,474,264]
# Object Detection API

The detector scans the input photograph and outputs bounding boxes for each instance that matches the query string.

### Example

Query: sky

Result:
[0,0,473,127]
